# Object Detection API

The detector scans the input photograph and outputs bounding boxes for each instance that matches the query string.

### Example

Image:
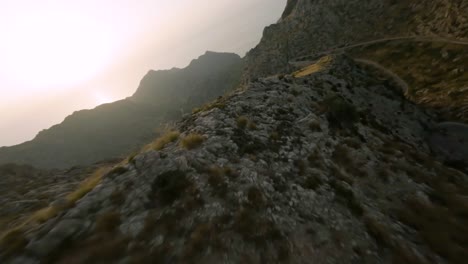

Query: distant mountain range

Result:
[0,51,243,169]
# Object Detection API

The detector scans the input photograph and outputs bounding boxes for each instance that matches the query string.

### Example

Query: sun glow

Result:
[93,91,115,106]
[0,1,117,92]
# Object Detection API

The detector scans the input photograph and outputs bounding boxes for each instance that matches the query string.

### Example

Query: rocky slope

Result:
[0,161,119,235]
[2,55,467,263]
[1,1,468,263]
[0,52,243,169]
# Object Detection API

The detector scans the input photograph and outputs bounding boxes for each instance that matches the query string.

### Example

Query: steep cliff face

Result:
[245,0,468,80]
[245,0,468,123]
[0,52,243,169]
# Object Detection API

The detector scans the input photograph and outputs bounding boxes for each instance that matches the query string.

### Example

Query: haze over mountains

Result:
[0,0,286,147]
[0,52,243,169]
[1,0,468,263]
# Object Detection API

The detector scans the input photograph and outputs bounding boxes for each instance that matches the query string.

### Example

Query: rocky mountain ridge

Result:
[1,0,467,263]
[3,54,467,263]
[0,52,243,169]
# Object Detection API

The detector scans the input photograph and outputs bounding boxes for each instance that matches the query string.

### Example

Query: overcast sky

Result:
[0,0,286,146]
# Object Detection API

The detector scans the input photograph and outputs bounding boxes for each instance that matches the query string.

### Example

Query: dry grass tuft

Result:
[0,228,28,258]
[363,215,393,246]
[247,186,264,208]
[236,116,249,129]
[67,167,110,203]
[180,133,205,150]
[145,131,180,151]
[293,55,333,78]
[0,166,114,260]
[309,120,322,132]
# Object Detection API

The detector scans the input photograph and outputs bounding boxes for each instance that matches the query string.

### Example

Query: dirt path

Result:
[353,58,409,95]
[291,36,468,62]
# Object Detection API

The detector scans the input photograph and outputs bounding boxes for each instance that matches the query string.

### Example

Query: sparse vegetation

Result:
[109,165,129,176]
[363,215,393,245]
[0,228,28,258]
[270,131,280,141]
[322,95,359,128]
[125,151,139,165]
[332,145,365,177]
[293,55,333,78]
[308,150,325,169]
[67,167,110,203]
[180,133,205,150]
[223,166,235,178]
[397,189,468,263]
[182,223,218,260]
[303,173,323,190]
[110,189,126,205]
[0,166,114,260]
[145,131,180,151]
[192,101,226,114]
[207,166,228,196]
[309,120,322,132]
[95,211,121,233]
[248,121,257,130]
[152,170,191,205]
[236,116,249,129]
[247,186,264,208]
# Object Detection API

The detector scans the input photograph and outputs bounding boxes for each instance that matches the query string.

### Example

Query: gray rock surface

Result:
[2,55,466,263]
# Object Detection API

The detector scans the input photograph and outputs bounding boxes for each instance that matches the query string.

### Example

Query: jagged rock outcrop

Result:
[0,52,243,169]
[2,56,467,263]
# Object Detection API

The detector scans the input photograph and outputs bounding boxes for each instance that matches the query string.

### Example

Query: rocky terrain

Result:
[0,161,119,235]
[1,0,467,263]
[2,54,467,263]
[0,52,243,169]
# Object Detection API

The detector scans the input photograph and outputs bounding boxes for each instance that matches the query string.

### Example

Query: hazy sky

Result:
[0,0,286,146]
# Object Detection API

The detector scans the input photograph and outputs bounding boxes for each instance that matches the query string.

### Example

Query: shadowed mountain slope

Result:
[0,52,243,169]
